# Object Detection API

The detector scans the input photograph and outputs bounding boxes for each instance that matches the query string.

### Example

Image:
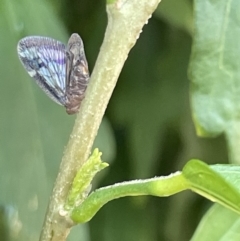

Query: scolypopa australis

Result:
[17,33,89,114]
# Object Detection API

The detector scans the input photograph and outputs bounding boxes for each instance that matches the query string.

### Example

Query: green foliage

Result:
[71,160,240,225]
[0,0,239,240]
[66,149,108,211]
[183,160,240,214]
[189,0,240,163]
[191,204,240,241]
[0,0,69,240]
[0,0,114,240]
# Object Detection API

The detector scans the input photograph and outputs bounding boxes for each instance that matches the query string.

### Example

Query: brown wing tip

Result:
[68,33,83,45]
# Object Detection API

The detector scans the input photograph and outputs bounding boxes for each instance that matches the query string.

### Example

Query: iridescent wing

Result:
[17,36,67,106]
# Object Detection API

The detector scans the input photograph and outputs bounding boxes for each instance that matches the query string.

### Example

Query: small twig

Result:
[39,1,161,240]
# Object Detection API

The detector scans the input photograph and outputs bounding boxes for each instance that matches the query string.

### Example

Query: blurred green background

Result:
[0,0,229,240]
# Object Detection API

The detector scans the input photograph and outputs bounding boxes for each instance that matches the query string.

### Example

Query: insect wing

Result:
[65,33,90,114]
[17,36,67,106]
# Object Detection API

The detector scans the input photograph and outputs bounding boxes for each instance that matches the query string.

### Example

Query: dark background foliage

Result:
[0,0,228,240]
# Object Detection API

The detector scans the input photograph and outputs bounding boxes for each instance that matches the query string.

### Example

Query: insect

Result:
[17,33,89,114]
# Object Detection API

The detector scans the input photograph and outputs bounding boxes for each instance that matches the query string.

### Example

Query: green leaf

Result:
[189,0,240,162]
[65,149,108,210]
[191,204,240,241]
[0,1,70,240]
[211,164,240,192]
[183,160,240,214]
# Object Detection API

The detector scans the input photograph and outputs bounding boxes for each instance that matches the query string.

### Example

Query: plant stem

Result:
[39,1,161,240]
[71,172,187,223]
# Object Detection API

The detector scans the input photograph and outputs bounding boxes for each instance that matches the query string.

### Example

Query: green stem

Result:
[39,1,161,241]
[71,172,187,223]
[225,121,240,164]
